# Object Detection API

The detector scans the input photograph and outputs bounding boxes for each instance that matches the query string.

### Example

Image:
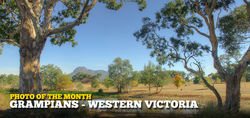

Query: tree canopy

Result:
[40,64,63,89]
[108,57,133,93]
[0,0,146,48]
[134,0,250,111]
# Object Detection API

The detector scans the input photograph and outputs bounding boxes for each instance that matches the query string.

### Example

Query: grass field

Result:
[1,82,250,112]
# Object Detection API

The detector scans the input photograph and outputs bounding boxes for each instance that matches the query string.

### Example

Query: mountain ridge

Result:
[70,66,108,80]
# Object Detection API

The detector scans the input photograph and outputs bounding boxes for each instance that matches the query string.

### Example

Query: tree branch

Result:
[185,25,209,38]
[43,0,60,32]
[4,4,20,24]
[209,0,216,16]
[234,45,250,77]
[0,38,20,47]
[46,0,97,36]
[23,0,41,34]
[243,0,249,4]
[190,0,210,27]
[183,56,223,107]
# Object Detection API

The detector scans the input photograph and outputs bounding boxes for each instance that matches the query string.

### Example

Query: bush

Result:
[103,77,113,89]
[0,74,19,89]
[56,75,73,90]
[193,76,201,84]
[91,79,100,89]
[75,82,83,90]
[216,78,221,84]
[129,80,139,87]
[41,64,63,89]
[98,88,103,93]
[173,75,182,89]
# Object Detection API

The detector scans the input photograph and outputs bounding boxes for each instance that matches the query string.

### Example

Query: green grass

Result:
[0,89,19,94]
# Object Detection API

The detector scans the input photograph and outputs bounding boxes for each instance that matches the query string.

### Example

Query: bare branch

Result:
[46,0,98,36]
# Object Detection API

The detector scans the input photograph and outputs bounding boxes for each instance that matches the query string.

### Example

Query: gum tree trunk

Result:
[18,12,45,94]
[14,0,97,94]
[225,76,241,113]
[19,47,42,94]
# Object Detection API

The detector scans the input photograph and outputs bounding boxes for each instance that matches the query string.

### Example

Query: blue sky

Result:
[0,0,245,75]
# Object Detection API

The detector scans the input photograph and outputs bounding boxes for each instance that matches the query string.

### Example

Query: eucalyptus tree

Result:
[134,0,249,112]
[140,62,170,92]
[108,57,133,93]
[140,61,156,91]
[40,64,62,89]
[0,0,146,94]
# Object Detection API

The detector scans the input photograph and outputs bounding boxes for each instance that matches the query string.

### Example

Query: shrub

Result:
[75,82,83,90]
[41,64,63,89]
[56,75,73,90]
[193,76,201,84]
[129,80,139,87]
[91,79,100,89]
[173,75,182,89]
[98,88,103,93]
[103,77,113,89]
[215,78,221,84]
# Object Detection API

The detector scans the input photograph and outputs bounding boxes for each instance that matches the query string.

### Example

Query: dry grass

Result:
[80,82,250,111]
[1,82,250,112]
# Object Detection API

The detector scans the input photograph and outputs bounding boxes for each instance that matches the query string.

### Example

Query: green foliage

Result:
[103,77,113,89]
[182,80,187,85]
[140,62,156,91]
[72,72,93,82]
[129,80,139,87]
[154,68,172,89]
[75,82,84,90]
[140,62,171,91]
[219,52,249,82]
[72,72,101,82]
[134,15,210,67]
[41,64,63,89]
[56,75,73,90]
[91,79,100,89]
[0,0,19,46]
[219,51,242,73]
[108,57,133,93]
[166,70,186,78]
[133,0,247,74]
[129,71,141,88]
[99,0,146,11]
[209,73,223,82]
[216,78,222,84]
[0,74,19,88]
[193,76,201,84]
[98,88,103,93]
[218,6,249,54]
[0,0,147,49]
